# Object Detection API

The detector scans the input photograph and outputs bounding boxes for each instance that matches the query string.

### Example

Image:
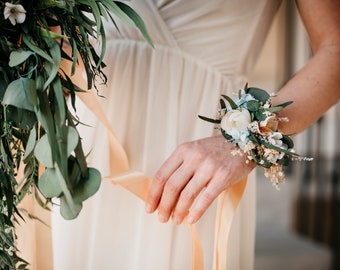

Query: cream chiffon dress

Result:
[52,1,282,269]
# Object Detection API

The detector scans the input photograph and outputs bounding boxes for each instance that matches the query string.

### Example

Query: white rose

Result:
[221,108,251,144]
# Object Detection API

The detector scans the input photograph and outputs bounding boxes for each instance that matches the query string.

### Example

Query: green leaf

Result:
[115,1,154,47]
[267,101,293,113]
[9,50,34,67]
[43,38,61,91]
[248,133,260,145]
[221,128,233,141]
[0,231,14,246]
[67,126,79,157]
[73,168,101,203]
[246,100,260,112]
[254,109,267,121]
[51,77,66,125]
[77,0,103,31]
[221,95,238,109]
[39,27,68,39]
[38,168,63,198]
[247,87,270,104]
[55,163,80,218]
[276,101,293,108]
[23,126,37,162]
[219,98,226,110]
[34,135,53,168]
[22,34,53,63]
[259,139,299,157]
[198,115,221,124]
[2,78,35,111]
[33,0,65,9]
[59,195,83,220]
[281,135,294,149]
[0,250,13,268]
[4,106,37,130]
[101,0,135,27]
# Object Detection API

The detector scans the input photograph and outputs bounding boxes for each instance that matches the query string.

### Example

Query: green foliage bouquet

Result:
[0,0,151,268]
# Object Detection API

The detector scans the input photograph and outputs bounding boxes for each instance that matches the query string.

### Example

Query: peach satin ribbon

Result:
[77,90,248,270]
[16,60,247,269]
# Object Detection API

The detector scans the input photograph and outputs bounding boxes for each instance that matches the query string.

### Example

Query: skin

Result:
[145,0,340,225]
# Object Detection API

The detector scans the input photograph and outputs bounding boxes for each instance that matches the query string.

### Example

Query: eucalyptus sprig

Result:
[0,0,152,268]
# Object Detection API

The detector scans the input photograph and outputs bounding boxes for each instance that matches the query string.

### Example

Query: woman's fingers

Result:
[171,170,212,225]
[146,136,254,224]
[156,164,194,222]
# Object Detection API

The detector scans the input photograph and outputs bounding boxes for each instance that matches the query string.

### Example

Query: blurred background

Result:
[249,2,340,270]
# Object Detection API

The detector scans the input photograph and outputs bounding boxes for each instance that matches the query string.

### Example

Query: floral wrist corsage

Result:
[199,84,311,188]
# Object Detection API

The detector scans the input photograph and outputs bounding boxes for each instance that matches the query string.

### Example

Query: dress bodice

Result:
[53,2,283,269]
[105,0,282,77]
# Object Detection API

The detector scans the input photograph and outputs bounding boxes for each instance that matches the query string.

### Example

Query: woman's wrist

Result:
[200,84,312,188]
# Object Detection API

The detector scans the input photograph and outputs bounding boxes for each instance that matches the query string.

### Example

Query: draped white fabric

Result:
[51,1,282,269]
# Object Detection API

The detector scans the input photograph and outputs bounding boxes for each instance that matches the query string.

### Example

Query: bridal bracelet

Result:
[199,84,311,188]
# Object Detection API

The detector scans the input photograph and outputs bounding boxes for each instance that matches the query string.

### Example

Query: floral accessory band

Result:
[199,84,312,188]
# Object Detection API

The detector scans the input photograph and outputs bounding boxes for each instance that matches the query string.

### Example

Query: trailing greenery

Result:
[0,0,152,268]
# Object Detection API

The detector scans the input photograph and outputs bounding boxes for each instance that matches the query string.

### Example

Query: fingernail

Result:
[158,213,166,223]
[172,217,181,225]
[187,215,195,224]
[145,204,152,213]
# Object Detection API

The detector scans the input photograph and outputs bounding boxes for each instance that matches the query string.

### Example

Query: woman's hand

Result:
[145,135,256,225]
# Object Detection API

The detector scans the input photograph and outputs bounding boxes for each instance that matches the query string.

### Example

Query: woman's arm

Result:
[272,0,340,134]
[145,0,340,225]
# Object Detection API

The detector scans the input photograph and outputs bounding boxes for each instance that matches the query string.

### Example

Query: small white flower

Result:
[267,132,283,147]
[3,2,26,25]
[221,108,251,146]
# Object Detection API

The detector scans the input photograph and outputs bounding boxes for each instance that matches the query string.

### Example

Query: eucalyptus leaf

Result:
[38,168,63,198]
[247,87,270,104]
[4,106,37,130]
[2,78,35,111]
[23,126,37,162]
[254,109,267,121]
[115,1,154,47]
[59,195,83,220]
[221,95,238,110]
[198,115,221,124]
[221,128,233,141]
[101,0,134,27]
[22,34,53,63]
[67,126,79,157]
[55,163,80,218]
[246,100,260,112]
[73,168,101,203]
[42,38,61,91]
[77,0,103,31]
[259,139,299,157]
[220,98,226,110]
[9,50,34,67]
[34,135,53,168]
[282,135,294,149]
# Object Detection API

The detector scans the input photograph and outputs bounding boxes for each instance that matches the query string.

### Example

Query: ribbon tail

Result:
[213,178,248,270]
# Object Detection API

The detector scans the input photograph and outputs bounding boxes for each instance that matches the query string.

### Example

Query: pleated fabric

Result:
[51,1,282,269]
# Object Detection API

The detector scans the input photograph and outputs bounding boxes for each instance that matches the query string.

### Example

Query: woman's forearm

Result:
[272,44,340,135]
